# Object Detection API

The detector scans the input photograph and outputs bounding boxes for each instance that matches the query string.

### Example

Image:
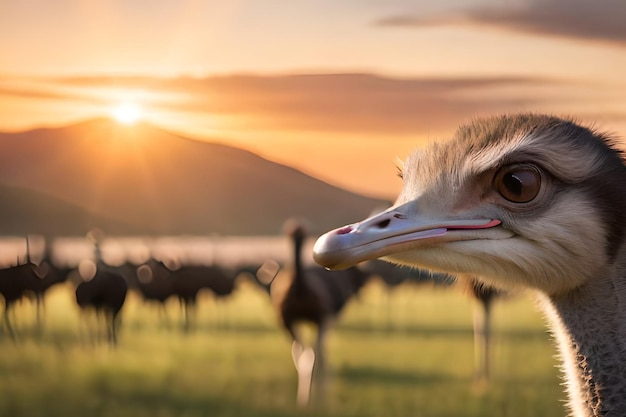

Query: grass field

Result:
[0,279,565,417]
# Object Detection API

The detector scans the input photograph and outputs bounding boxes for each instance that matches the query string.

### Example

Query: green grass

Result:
[0,280,565,417]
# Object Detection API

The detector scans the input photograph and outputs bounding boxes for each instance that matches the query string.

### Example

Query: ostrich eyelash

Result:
[395,164,404,180]
[394,157,405,180]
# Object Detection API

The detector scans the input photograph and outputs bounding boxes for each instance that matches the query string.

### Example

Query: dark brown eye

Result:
[495,165,541,203]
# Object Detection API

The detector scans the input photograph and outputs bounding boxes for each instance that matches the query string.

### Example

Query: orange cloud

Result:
[3,72,624,146]
[45,73,572,135]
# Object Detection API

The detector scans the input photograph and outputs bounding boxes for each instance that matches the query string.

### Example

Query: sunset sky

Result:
[1,0,625,199]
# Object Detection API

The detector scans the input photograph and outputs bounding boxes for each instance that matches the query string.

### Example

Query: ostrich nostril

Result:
[376,219,391,229]
[336,226,353,235]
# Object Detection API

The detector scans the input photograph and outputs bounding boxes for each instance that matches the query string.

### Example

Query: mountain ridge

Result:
[0,118,389,236]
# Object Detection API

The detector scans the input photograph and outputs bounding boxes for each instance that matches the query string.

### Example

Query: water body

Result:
[0,235,318,269]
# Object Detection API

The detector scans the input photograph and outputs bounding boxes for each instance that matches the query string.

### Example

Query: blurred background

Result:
[0,1,624,416]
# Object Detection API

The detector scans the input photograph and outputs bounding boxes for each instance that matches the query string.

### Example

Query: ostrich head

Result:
[314,114,626,296]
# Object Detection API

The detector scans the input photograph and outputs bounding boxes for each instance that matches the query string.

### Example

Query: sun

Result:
[111,102,143,125]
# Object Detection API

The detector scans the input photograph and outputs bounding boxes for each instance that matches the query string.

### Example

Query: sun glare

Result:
[111,102,142,125]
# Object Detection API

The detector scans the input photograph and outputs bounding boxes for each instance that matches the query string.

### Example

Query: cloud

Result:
[5,72,618,138]
[375,0,626,45]
[0,86,83,101]
[47,73,563,134]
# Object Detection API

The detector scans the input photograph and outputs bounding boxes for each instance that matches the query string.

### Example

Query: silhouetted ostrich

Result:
[139,260,173,298]
[0,241,71,338]
[358,260,436,329]
[360,259,436,287]
[75,266,128,345]
[271,220,369,407]
[363,260,498,381]
[240,260,280,295]
[124,258,175,327]
[74,231,128,344]
[0,263,40,339]
[123,258,172,305]
[121,256,238,331]
[29,245,74,329]
[461,278,501,382]
[168,264,236,332]
[314,114,626,416]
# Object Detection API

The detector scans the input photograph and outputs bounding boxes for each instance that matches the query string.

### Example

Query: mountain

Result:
[0,184,139,235]
[0,119,389,236]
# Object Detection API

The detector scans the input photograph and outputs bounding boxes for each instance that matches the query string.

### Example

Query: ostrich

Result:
[29,245,75,330]
[0,263,39,339]
[272,220,370,407]
[28,262,73,333]
[314,114,626,417]
[126,259,173,305]
[0,241,71,338]
[75,266,128,345]
[118,258,173,327]
[122,256,238,332]
[167,263,236,332]
[462,278,501,382]
[234,262,273,294]
[363,260,496,381]
[75,237,128,345]
[356,259,429,330]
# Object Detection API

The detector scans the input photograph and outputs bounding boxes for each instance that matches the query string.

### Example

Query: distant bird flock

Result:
[0,229,447,342]
[0,223,494,408]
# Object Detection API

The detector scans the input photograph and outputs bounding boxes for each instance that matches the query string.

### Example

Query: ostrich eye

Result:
[495,165,541,203]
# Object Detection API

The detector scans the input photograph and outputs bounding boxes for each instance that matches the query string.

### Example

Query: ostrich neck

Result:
[540,266,626,417]
[292,238,306,291]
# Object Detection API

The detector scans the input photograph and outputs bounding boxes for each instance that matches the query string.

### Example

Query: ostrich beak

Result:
[313,203,502,270]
